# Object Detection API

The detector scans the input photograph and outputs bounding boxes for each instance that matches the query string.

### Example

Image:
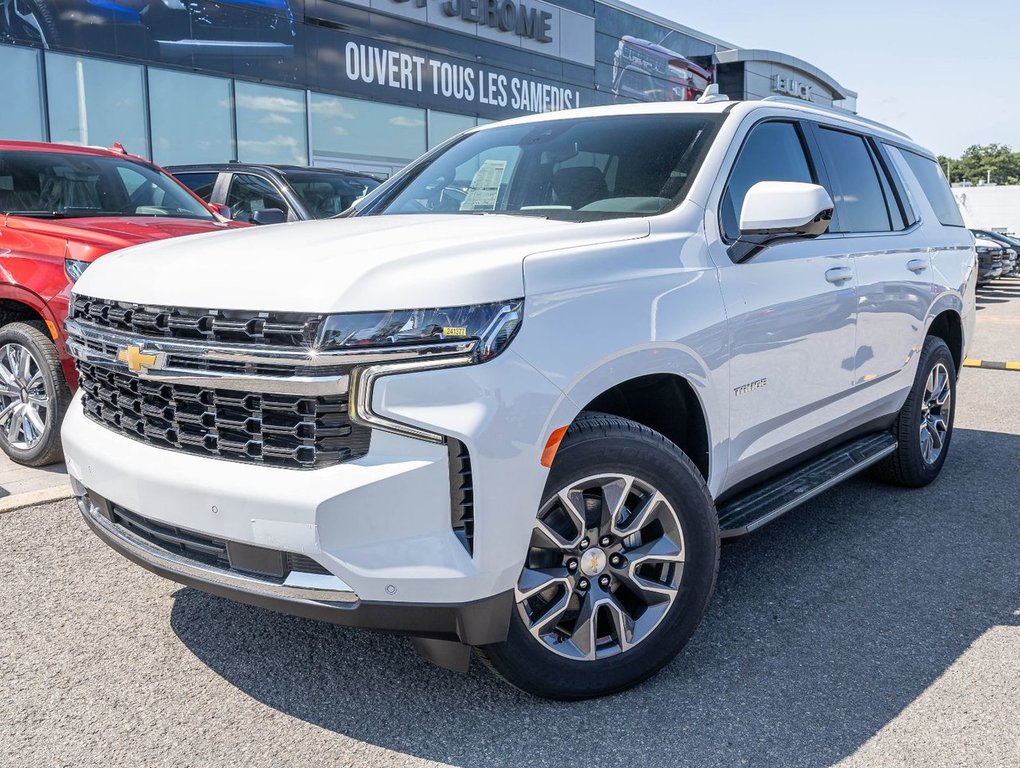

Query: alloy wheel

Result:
[919,361,951,465]
[515,473,686,661]
[0,343,50,450]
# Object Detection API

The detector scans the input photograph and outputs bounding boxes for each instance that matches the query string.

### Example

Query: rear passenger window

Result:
[899,149,966,227]
[816,128,891,233]
[722,121,814,241]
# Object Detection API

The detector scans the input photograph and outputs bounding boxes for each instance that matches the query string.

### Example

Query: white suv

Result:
[62,98,975,699]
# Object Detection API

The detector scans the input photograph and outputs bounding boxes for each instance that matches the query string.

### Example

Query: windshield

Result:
[371,114,723,222]
[284,170,381,218]
[0,150,215,220]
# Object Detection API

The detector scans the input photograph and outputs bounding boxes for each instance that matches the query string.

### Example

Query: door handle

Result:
[906,258,929,273]
[825,266,853,284]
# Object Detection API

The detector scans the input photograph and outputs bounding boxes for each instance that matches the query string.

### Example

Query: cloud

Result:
[332,126,350,136]
[235,92,305,114]
[311,99,356,120]
[389,115,425,128]
[259,113,292,126]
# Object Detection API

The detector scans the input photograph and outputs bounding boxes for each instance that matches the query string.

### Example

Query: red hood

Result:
[4,215,246,260]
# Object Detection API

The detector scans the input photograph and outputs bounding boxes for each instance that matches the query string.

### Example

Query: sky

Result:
[637,0,1020,157]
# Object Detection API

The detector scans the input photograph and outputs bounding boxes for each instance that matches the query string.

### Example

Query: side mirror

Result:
[739,181,833,238]
[251,207,288,226]
[207,202,232,219]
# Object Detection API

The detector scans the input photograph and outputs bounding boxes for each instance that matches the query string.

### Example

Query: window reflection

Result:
[46,53,147,155]
[310,93,426,168]
[235,82,308,165]
[0,45,45,142]
[149,69,234,166]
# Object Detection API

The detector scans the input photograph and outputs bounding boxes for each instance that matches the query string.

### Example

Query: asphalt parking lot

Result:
[2,280,1019,768]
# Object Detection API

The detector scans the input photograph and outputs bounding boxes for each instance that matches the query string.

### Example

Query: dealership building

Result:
[0,0,857,176]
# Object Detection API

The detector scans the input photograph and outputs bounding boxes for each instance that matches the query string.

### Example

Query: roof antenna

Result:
[697,84,729,104]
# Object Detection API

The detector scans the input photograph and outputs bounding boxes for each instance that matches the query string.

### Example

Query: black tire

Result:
[0,321,70,467]
[873,336,956,488]
[1,0,60,47]
[478,412,719,700]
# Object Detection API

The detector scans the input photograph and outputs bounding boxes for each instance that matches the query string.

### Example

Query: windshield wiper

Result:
[2,210,71,218]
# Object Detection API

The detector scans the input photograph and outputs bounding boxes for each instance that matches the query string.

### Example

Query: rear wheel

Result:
[479,413,719,699]
[0,322,70,467]
[874,336,956,487]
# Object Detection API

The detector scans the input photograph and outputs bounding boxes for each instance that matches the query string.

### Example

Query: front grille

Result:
[78,360,370,469]
[110,504,331,577]
[71,294,325,348]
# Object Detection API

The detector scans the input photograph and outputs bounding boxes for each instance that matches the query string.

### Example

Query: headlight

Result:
[317,299,523,363]
[64,258,90,282]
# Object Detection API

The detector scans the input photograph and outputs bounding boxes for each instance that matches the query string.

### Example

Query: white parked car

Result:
[62,96,976,699]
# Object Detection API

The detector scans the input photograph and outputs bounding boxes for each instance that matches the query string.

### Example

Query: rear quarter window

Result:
[897,149,965,227]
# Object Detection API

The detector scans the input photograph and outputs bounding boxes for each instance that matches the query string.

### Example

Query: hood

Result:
[4,215,242,260]
[73,214,650,313]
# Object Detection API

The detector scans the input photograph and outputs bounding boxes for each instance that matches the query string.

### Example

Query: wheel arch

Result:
[926,307,964,374]
[570,371,713,484]
[0,286,57,339]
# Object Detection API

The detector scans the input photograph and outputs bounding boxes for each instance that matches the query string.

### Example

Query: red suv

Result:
[0,141,245,466]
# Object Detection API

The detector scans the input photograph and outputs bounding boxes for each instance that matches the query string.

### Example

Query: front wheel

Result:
[874,336,957,487]
[478,413,719,700]
[0,322,70,466]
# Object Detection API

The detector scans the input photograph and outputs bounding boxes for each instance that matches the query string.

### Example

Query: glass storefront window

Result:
[235,82,308,165]
[427,111,476,150]
[149,69,233,166]
[0,45,45,141]
[310,93,426,168]
[46,53,147,155]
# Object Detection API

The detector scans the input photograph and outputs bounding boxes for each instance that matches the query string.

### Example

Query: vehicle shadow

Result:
[169,427,1020,768]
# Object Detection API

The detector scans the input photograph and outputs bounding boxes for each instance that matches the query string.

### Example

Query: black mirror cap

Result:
[251,208,288,225]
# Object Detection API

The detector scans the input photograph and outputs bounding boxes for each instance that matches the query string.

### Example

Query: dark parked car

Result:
[971,229,1019,277]
[168,163,382,223]
[974,236,1005,285]
[0,0,295,58]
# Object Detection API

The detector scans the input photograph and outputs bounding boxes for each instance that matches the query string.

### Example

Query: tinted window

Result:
[816,129,891,233]
[174,173,219,202]
[900,149,966,227]
[226,174,289,223]
[722,121,814,240]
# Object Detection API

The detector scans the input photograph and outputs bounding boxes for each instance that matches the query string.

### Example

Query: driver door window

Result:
[226,174,289,222]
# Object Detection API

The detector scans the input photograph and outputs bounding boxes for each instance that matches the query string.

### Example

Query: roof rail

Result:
[760,96,912,140]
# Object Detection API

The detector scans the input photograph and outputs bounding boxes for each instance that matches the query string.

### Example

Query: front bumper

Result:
[62,345,569,626]
[74,484,512,643]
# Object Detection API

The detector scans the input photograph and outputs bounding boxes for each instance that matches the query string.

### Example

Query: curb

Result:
[0,484,74,515]
[963,358,1020,371]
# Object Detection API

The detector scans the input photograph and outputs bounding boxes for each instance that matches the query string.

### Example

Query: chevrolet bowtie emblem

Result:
[117,344,162,374]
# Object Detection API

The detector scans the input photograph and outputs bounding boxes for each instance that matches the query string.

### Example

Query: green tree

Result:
[942,144,1020,185]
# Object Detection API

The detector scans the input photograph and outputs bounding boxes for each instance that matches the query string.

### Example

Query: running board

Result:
[718,432,897,538]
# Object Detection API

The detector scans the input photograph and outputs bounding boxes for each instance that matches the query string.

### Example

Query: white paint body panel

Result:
[62,100,975,609]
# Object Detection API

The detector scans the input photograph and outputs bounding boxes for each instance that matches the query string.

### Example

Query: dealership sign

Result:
[391,0,554,43]
[343,40,580,113]
[772,74,813,101]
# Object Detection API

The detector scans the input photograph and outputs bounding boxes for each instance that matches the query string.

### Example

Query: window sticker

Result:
[460,159,507,212]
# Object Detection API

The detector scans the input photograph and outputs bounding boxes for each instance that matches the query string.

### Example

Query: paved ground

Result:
[0,452,69,514]
[2,286,1019,767]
